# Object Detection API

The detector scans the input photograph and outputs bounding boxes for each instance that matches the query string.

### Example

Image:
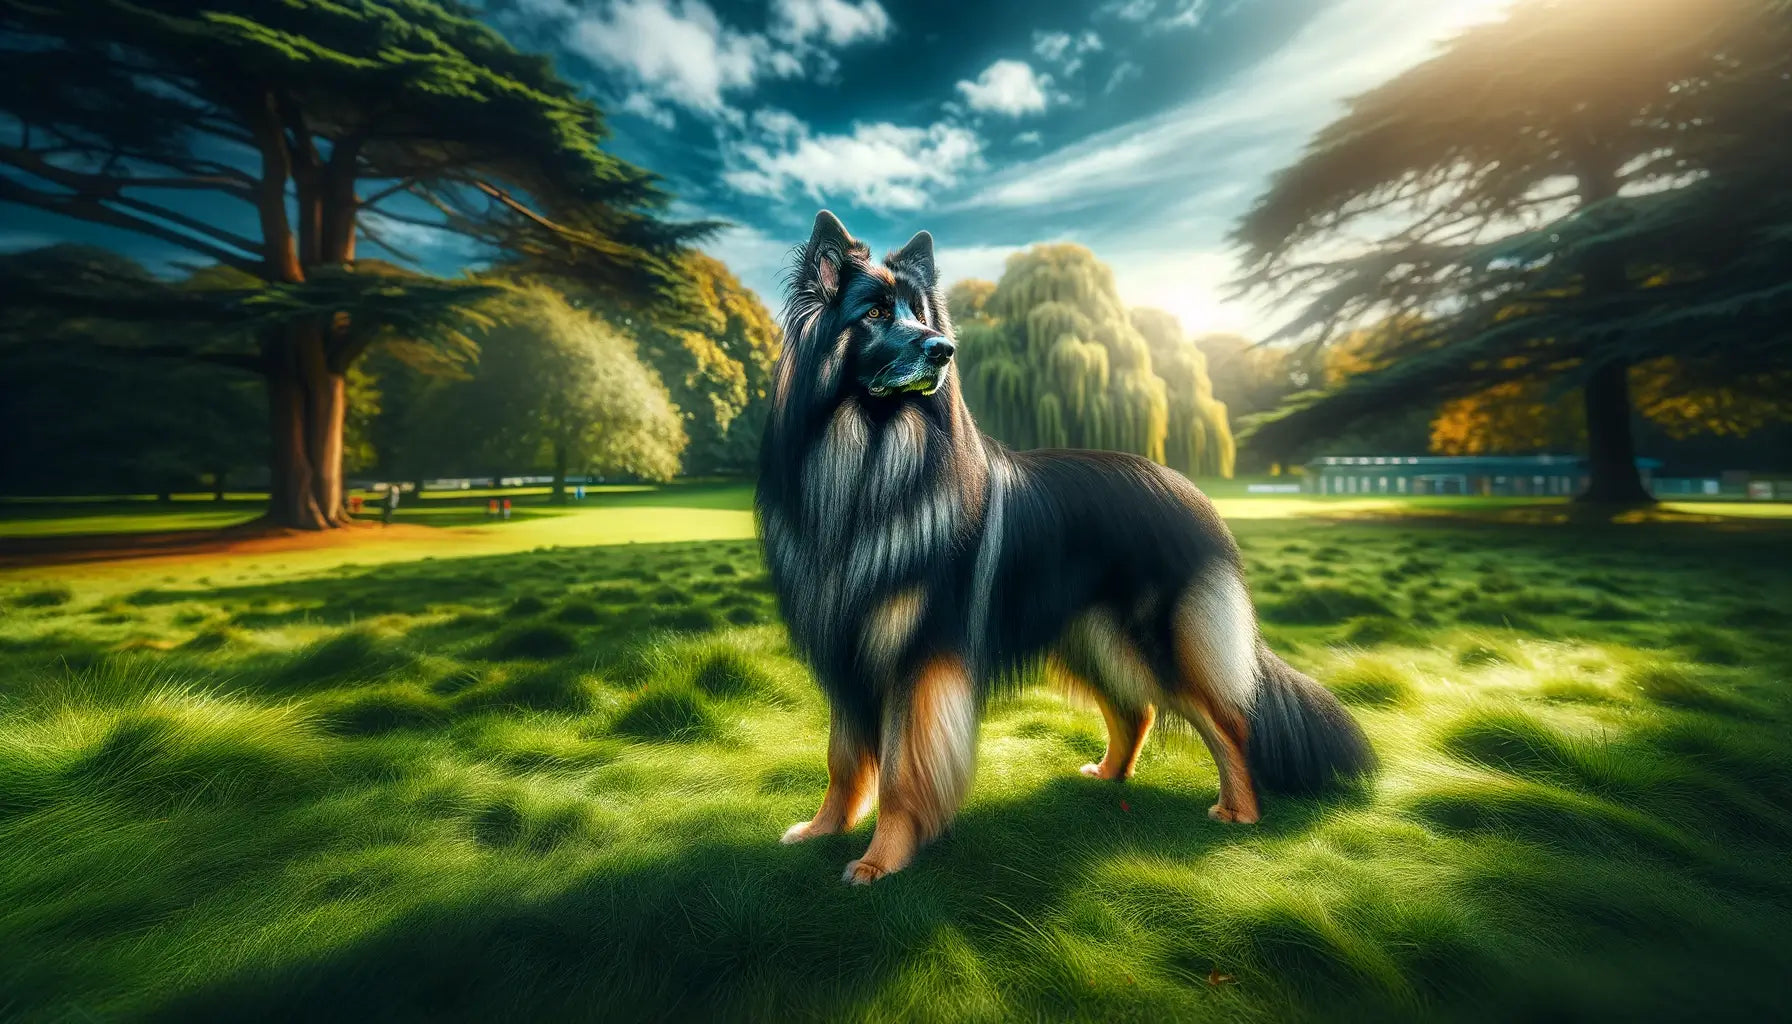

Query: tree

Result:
[946,279,996,324]
[1130,309,1235,477]
[954,244,1234,476]
[608,252,781,475]
[0,249,266,498]
[0,0,699,527]
[410,285,685,497]
[1232,0,1791,503]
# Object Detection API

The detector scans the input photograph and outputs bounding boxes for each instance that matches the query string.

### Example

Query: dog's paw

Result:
[842,858,895,885]
[1080,762,1131,781]
[781,820,825,845]
[1207,804,1260,824]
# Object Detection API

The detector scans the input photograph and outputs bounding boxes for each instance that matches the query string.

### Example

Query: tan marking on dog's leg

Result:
[1164,571,1264,823]
[1081,700,1157,782]
[844,656,976,884]
[782,711,877,844]
[1178,700,1260,823]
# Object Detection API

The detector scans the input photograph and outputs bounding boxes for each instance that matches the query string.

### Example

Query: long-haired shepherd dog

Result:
[759,211,1376,884]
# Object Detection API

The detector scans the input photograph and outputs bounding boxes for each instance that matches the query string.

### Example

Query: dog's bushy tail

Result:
[1245,643,1377,794]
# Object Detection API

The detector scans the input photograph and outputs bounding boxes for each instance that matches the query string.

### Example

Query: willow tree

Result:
[1131,308,1235,477]
[1232,0,1791,504]
[955,244,1233,476]
[0,0,696,528]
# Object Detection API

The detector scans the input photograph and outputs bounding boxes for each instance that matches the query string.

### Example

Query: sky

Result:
[1,0,1514,339]
[486,0,1514,337]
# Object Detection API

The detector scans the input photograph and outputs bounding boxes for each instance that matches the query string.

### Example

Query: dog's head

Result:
[788,210,954,401]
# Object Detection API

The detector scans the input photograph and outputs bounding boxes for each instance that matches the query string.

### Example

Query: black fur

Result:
[1248,643,1379,792]
[758,210,1374,796]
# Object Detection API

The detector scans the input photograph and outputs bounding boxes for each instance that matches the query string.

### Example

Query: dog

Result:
[757,211,1375,884]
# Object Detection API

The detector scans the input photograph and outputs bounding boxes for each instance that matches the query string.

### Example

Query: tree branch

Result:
[359,177,416,207]
[0,177,264,275]
[0,144,256,201]
[100,344,266,375]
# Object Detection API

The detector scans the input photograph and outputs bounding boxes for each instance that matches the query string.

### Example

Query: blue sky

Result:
[2,0,1511,337]
[492,0,1510,336]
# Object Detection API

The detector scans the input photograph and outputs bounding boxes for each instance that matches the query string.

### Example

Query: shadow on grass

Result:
[147,778,1347,1023]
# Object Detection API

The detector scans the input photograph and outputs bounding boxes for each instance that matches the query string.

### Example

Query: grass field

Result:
[3,485,1791,1021]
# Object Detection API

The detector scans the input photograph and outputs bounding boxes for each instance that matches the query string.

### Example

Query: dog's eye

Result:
[867,306,885,319]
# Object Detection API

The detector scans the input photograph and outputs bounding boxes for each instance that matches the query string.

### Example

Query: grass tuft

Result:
[1262,585,1393,625]
[609,683,721,742]
[483,623,580,661]
[1624,662,1748,713]
[1326,654,1413,706]
[9,586,73,608]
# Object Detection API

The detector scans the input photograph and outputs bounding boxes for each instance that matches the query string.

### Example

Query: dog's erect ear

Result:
[802,210,855,301]
[889,230,937,288]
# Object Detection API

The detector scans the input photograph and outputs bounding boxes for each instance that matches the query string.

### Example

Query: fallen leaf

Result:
[1207,969,1236,986]
[1120,800,1131,812]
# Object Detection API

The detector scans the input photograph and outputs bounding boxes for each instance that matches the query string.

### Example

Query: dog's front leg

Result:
[844,656,977,885]
[782,708,877,844]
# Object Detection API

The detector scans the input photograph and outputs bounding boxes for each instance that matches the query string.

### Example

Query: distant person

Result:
[574,484,585,501]
[382,486,400,525]
[501,497,512,521]
[487,498,499,519]
[348,494,364,516]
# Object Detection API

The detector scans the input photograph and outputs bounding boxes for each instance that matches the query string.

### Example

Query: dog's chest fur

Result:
[763,399,973,678]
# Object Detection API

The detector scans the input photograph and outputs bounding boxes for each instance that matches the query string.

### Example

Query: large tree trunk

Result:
[1580,362,1652,504]
[1573,143,1654,506]
[265,318,349,530]
[551,440,569,505]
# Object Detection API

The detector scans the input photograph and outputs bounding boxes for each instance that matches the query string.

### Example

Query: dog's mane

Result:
[757,236,991,689]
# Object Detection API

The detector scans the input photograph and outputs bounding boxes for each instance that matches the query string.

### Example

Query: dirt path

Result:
[0,519,463,570]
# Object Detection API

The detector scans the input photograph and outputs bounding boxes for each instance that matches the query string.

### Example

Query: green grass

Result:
[3,487,1792,1021]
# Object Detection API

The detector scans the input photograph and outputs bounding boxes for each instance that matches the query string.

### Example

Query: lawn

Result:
[3,486,1791,1021]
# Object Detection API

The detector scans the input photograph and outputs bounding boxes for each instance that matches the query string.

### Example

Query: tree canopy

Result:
[0,0,703,526]
[603,253,781,476]
[403,285,686,493]
[954,244,1234,477]
[1231,0,1791,502]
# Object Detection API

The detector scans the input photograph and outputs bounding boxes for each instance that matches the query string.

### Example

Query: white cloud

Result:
[723,112,983,210]
[955,60,1052,117]
[1032,29,1102,75]
[567,0,891,119]
[1104,60,1142,94]
[568,0,769,114]
[772,0,891,47]
[1097,0,1210,32]
[1013,130,1043,145]
[1160,1,1208,30]
[620,92,677,128]
[1032,31,1073,63]
[1101,0,1157,22]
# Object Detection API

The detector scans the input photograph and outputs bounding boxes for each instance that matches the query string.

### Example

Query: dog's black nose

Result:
[922,336,956,364]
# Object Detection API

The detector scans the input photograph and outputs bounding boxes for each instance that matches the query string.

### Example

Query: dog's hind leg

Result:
[1166,570,1262,824]
[843,655,977,885]
[1049,655,1156,782]
[1054,616,1162,782]
[1084,698,1156,782]
[782,709,877,845]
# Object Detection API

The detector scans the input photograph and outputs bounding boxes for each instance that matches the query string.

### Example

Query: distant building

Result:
[1304,455,1663,497]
